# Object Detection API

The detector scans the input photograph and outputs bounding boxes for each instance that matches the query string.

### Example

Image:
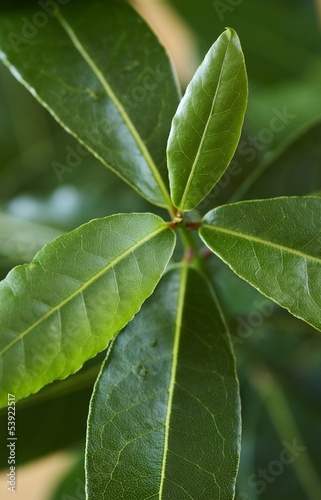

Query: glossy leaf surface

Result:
[167,28,248,212]
[86,265,240,499]
[0,213,175,406]
[200,197,321,332]
[0,1,179,208]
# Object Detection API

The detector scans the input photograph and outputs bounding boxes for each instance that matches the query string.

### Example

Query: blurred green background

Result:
[0,1,321,499]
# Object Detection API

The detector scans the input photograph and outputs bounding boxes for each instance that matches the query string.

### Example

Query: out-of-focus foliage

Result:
[169,0,321,142]
[0,2,320,499]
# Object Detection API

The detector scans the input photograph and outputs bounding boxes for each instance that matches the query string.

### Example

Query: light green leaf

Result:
[86,265,240,499]
[0,213,175,407]
[167,28,248,212]
[0,1,179,209]
[200,197,321,332]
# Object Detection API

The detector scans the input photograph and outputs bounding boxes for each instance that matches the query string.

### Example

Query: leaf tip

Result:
[224,27,241,44]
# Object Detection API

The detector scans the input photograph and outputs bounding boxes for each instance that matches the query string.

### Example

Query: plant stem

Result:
[178,225,208,274]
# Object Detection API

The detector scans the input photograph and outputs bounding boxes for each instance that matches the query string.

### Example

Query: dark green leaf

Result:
[167,28,248,212]
[86,265,240,499]
[0,213,175,406]
[200,197,321,332]
[0,1,179,209]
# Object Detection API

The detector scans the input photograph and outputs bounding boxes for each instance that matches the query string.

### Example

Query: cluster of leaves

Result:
[0,1,321,499]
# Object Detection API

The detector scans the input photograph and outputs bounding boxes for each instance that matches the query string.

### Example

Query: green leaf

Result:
[167,28,248,212]
[200,197,321,332]
[86,265,240,499]
[0,1,179,209]
[0,213,175,407]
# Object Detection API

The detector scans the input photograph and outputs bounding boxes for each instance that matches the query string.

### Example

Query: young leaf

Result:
[200,197,321,332]
[86,265,241,500]
[0,214,175,407]
[167,28,248,212]
[0,1,179,209]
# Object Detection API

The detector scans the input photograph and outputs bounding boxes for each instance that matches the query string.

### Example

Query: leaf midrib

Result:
[178,34,231,210]
[0,224,167,357]
[203,224,321,264]
[55,12,172,211]
[159,263,188,497]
